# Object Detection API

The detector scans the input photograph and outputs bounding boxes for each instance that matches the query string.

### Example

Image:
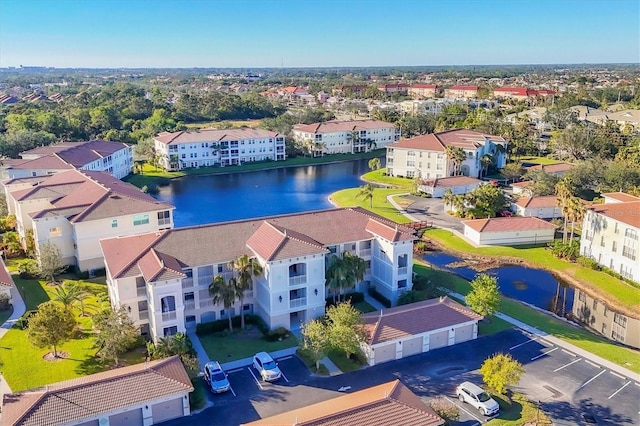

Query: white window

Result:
[133,214,149,226]
[157,211,171,226]
[49,227,61,237]
[111,219,118,228]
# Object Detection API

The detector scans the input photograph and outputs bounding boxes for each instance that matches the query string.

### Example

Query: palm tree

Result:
[52,281,82,312]
[325,256,346,303]
[229,254,263,329]
[1,232,22,257]
[555,179,572,243]
[480,154,494,177]
[209,275,238,333]
[356,184,374,208]
[445,145,466,176]
[442,188,455,211]
[342,252,366,299]
[368,157,381,172]
[568,196,585,244]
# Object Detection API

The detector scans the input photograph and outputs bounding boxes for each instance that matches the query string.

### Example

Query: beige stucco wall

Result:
[464,227,556,246]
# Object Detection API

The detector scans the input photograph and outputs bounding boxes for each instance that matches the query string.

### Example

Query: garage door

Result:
[455,324,473,344]
[430,330,449,350]
[152,397,183,424]
[402,336,423,358]
[374,343,396,365]
[110,408,142,426]
[76,421,99,426]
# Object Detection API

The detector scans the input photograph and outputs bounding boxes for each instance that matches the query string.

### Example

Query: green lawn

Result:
[518,156,563,165]
[361,168,413,188]
[330,187,412,224]
[0,278,146,391]
[197,330,298,362]
[353,301,377,313]
[491,393,552,425]
[423,229,640,313]
[413,259,640,374]
[327,348,363,373]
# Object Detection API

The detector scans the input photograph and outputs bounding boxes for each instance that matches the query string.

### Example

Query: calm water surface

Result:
[155,158,377,227]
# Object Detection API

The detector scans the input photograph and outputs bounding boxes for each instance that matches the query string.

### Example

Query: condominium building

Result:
[386,129,508,179]
[292,120,400,156]
[100,208,415,341]
[408,84,439,99]
[444,85,478,99]
[1,140,133,180]
[580,193,639,283]
[3,170,174,271]
[154,128,286,171]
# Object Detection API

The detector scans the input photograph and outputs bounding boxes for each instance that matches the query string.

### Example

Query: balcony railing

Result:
[289,297,307,309]
[289,275,306,286]
[398,266,408,275]
[199,299,214,309]
[162,311,177,321]
[136,287,146,297]
[139,310,149,320]
[184,301,195,311]
[182,278,194,289]
[360,248,371,257]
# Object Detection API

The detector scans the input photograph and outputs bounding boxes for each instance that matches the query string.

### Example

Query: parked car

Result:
[455,381,499,416]
[498,210,513,217]
[203,361,231,393]
[252,352,282,382]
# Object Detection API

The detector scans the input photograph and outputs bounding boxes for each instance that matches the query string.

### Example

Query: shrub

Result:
[576,256,601,270]
[548,240,579,260]
[18,310,38,330]
[429,397,460,425]
[368,287,391,308]
[16,259,39,279]
[325,291,365,308]
[266,326,290,342]
[397,290,429,306]
[0,292,10,311]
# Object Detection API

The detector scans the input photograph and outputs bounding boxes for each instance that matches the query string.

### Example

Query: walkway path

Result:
[0,282,27,397]
[385,193,419,222]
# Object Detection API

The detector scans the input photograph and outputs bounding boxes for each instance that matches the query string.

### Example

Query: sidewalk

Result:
[447,290,640,383]
[363,293,386,311]
[320,356,342,376]
[0,282,28,397]
[385,193,420,222]
[220,347,298,371]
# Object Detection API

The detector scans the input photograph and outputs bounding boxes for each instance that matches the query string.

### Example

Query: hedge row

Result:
[195,314,289,341]
[368,287,391,308]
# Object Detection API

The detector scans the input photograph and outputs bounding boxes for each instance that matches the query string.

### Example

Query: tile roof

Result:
[0,258,14,288]
[514,195,558,209]
[447,85,478,91]
[13,170,173,223]
[155,128,280,144]
[293,120,395,134]
[601,192,640,203]
[1,356,193,426]
[423,176,483,188]
[362,297,482,345]
[243,380,443,426]
[101,208,415,279]
[410,84,438,89]
[463,216,558,233]
[390,129,506,151]
[590,201,640,228]
[3,155,73,171]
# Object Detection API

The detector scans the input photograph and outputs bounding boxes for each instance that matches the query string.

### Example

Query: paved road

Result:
[403,195,465,232]
[165,329,639,426]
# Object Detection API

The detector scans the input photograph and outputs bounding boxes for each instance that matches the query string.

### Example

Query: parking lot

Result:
[170,329,639,426]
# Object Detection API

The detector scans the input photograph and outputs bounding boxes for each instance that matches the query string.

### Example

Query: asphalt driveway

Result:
[403,195,465,232]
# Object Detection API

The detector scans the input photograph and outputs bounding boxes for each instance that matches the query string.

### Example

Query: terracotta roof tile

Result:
[155,128,279,145]
[463,216,557,233]
[390,129,506,151]
[601,192,640,203]
[0,258,14,288]
[590,201,640,228]
[447,85,478,90]
[362,297,482,344]
[243,380,443,426]
[293,120,395,134]
[2,356,193,426]
[423,176,483,188]
[514,195,558,208]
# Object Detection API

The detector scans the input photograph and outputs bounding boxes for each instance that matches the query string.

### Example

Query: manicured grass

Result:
[296,348,330,375]
[518,156,563,166]
[423,229,640,313]
[125,150,383,189]
[327,349,363,373]
[361,168,413,188]
[491,393,552,425]
[330,187,412,224]
[198,330,298,362]
[0,279,146,391]
[0,306,13,325]
[353,301,377,313]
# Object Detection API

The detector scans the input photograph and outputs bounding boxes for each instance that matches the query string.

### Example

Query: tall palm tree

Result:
[356,184,374,208]
[480,154,494,177]
[442,188,455,211]
[342,252,366,299]
[209,275,238,333]
[445,145,466,176]
[368,157,381,172]
[325,256,346,303]
[229,254,263,329]
[555,179,572,243]
[568,196,585,245]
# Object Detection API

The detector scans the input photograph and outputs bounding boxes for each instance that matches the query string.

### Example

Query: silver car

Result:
[456,381,500,416]
[252,352,282,382]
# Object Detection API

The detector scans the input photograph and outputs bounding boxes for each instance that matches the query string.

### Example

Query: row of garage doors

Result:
[373,324,475,365]
[76,397,184,426]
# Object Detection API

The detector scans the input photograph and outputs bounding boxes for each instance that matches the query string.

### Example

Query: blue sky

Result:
[0,0,638,68]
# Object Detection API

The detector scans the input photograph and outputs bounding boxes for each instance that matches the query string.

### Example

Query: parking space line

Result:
[608,381,631,399]
[510,337,537,350]
[561,349,577,357]
[444,396,482,424]
[277,355,292,361]
[532,347,558,360]
[247,367,263,390]
[281,371,290,383]
[229,385,237,397]
[554,357,582,372]
[579,369,607,389]
[609,371,626,380]
[539,339,553,347]
[584,360,601,369]
[227,368,243,374]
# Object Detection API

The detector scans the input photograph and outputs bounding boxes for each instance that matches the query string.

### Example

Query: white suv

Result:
[252,352,282,382]
[456,381,500,416]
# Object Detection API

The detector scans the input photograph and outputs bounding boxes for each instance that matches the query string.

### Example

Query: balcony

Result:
[398,266,408,275]
[136,287,146,297]
[359,248,371,257]
[199,299,214,309]
[184,301,195,311]
[182,278,194,289]
[162,311,177,322]
[139,310,149,320]
[289,297,307,309]
[289,275,306,286]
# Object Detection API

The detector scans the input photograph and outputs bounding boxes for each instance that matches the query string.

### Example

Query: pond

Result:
[154,158,380,227]
[423,252,575,316]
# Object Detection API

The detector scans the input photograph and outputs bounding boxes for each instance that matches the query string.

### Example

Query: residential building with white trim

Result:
[154,128,286,171]
[292,120,399,155]
[100,208,415,341]
[386,129,508,179]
